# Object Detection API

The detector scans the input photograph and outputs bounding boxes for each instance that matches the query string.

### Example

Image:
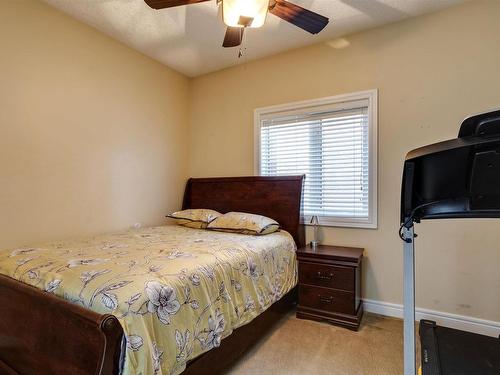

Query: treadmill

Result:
[400,109,500,375]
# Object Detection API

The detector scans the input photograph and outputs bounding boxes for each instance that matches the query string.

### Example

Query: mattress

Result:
[0,225,297,375]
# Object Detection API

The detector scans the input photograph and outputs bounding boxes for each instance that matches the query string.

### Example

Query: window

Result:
[255,90,377,228]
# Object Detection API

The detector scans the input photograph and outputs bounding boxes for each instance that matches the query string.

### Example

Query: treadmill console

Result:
[401,109,500,224]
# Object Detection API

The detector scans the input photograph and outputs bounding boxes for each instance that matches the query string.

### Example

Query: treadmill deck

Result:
[420,319,500,375]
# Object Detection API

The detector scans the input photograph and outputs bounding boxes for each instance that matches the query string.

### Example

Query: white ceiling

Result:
[44,0,465,77]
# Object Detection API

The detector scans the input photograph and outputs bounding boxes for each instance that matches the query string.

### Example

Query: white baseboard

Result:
[363,298,500,338]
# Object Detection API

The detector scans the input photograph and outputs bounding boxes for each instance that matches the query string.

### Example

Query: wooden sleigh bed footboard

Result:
[0,273,297,375]
[0,273,123,375]
[0,272,297,375]
[0,175,304,375]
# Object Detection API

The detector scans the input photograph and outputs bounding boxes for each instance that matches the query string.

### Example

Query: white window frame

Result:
[254,89,378,229]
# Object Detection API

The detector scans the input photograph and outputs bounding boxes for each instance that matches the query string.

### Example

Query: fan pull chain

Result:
[238,27,248,59]
[238,45,248,60]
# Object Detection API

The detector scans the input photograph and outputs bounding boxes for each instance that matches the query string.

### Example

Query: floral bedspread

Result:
[0,225,297,375]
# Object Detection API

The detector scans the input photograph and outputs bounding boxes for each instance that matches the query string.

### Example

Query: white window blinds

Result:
[257,92,377,228]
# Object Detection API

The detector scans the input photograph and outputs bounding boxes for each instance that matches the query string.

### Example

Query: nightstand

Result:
[296,244,364,331]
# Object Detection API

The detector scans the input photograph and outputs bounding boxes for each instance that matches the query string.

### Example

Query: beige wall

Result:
[2,0,499,322]
[189,0,500,321]
[0,0,189,248]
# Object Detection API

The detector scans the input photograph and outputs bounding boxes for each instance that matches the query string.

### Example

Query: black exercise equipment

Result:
[400,109,500,375]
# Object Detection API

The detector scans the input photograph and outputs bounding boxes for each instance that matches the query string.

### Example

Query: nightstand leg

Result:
[403,225,416,375]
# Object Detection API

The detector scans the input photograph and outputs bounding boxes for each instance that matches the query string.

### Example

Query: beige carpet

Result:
[225,312,409,375]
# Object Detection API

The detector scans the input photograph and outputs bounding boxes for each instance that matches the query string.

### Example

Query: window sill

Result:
[301,219,378,229]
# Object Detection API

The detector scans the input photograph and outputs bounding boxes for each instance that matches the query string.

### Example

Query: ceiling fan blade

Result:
[269,0,329,34]
[144,0,210,10]
[222,27,244,48]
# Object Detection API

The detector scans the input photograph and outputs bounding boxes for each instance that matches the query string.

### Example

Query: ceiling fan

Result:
[144,0,329,48]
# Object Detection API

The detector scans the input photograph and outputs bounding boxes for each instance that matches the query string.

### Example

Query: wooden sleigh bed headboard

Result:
[183,175,305,247]
[0,175,305,375]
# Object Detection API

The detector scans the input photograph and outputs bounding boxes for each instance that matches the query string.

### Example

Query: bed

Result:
[0,175,305,375]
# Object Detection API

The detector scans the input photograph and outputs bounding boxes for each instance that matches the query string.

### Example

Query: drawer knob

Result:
[318,295,334,304]
[316,271,334,280]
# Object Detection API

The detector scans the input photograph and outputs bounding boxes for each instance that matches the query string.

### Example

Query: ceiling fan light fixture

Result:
[222,0,269,28]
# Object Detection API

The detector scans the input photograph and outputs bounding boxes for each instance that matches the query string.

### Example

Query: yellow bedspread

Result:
[0,225,297,375]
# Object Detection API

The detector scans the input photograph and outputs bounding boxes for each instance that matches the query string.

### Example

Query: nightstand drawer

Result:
[299,285,355,315]
[298,261,354,291]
